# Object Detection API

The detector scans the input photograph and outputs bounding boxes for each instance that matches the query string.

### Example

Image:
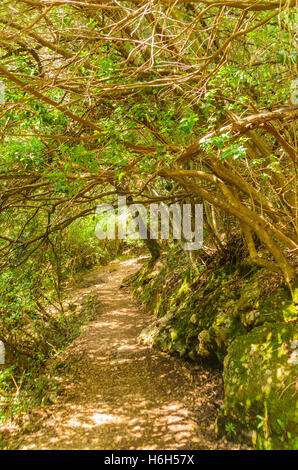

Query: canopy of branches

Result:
[0,0,297,287]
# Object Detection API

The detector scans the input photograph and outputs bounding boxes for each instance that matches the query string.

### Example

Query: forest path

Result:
[17,257,236,450]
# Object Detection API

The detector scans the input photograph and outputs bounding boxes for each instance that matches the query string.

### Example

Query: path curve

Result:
[17,258,237,450]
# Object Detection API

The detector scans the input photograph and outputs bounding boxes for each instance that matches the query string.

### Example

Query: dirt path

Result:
[16,257,238,450]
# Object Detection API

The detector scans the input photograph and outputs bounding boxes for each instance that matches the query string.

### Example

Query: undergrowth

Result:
[0,215,116,447]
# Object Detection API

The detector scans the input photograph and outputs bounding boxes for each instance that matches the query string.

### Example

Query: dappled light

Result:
[0,0,296,451]
[16,258,227,450]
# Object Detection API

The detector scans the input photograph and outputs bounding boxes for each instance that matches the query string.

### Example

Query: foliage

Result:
[0,0,296,286]
[0,215,115,432]
[0,0,296,449]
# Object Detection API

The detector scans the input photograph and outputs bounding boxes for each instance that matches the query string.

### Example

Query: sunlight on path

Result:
[17,258,231,450]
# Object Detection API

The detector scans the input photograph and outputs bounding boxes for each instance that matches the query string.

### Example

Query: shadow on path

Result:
[17,258,239,450]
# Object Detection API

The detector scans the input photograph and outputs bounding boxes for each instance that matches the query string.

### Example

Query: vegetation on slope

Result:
[130,246,297,449]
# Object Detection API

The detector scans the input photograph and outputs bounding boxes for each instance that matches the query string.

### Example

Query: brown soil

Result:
[13,257,244,450]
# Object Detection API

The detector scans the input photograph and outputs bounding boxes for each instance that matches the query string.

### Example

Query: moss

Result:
[132,249,297,363]
[131,248,297,448]
[221,322,298,449]
[258,288,297,324]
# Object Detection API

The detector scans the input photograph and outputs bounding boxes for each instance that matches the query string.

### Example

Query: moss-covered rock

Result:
[131,249,297,448]
[133,251,297,362]
[220,322,298,450]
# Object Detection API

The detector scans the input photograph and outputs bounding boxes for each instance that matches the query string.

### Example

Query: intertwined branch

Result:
[0,0,297,285]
